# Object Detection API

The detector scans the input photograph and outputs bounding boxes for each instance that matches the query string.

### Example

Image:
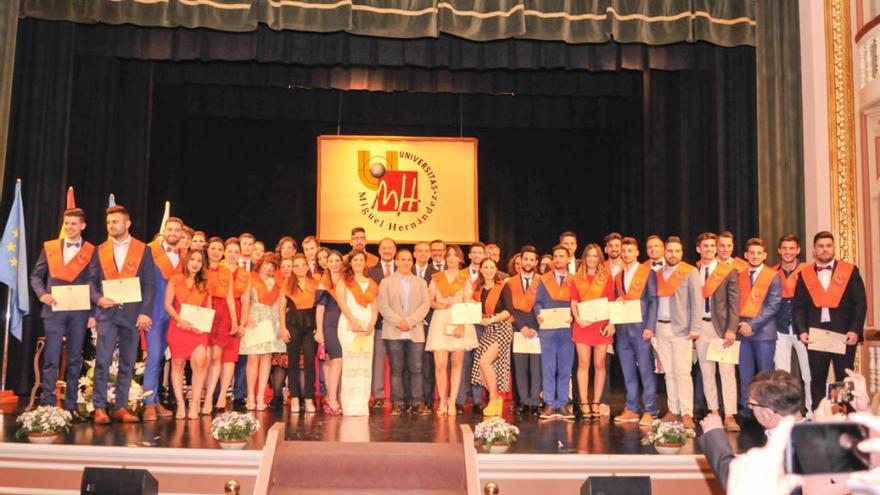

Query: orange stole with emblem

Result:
[98,238,146,280]
[45,239,94,282]
[800,261,855,309]
[433,270,470,298]
[572,272,609,301]
[319,273,340,303]
[507,275,538,312]
[207,264,233,298]
[170,274,209,307]
[773,263,805,299]
[148,241,185,280]
[656,263,696,297]
[738,267,778,318]
[286,277,319,309]
[732,257,749,274]
[250,273,281,305]
[696,260,735,299]
[347,278,379,306]
[481,284,506,318]
[540,271,572,301]
[614,262,651,301]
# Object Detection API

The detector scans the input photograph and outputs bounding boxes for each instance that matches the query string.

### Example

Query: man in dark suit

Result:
[611,237,659,426]
[508,245,542,416]
[697,370,804,489]
[413,241,438,408]
[795,231,867,408]
[737,238,782,415]
[367,237,397,410]
[88,205,157,424]
[30,208,96,416]
[429,239,446,271]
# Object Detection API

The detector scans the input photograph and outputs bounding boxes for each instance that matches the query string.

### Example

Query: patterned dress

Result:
[470,284,514,392]
[239,277,285,355]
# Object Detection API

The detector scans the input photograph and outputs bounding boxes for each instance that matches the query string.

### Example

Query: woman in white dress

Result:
[335,250,379,416]
[425,245,479,415]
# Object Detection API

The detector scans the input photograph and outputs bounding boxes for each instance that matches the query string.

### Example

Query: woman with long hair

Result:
[239,252,285,411]
[570,244,615,419]
[507,253,522,277]
[165,250,213,419]
[269,256,294,410]
[279,253,320,414]
[276,236,298,260]
[315,250,344,414]
[470,258,514,417]
[538,254,553,275]
[425,245,479,415]
[335,250,379,416]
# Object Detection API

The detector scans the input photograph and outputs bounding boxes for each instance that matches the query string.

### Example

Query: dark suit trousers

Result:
[286,325,317,399]
[808,344,857,410]
[41,312,90,409]
[93,318,140,411]
[513,352,542,406]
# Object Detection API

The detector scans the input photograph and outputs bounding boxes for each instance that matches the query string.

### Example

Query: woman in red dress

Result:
[203,237,240,413]
[166,250,213,419]
[570,244,615,419]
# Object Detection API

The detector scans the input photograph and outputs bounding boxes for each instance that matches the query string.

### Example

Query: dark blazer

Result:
[613,265,659,337]
[794,261,867,340]
[509,274,539,331]
[30,239,96,319]
[367,261,395,286]
[739,271,782,341]
[414,264,438,324]
[88,240,157,324]
[696,428,735,489]
[700,262,740,337]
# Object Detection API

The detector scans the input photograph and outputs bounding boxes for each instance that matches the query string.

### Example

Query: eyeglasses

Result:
[746,401,775,412]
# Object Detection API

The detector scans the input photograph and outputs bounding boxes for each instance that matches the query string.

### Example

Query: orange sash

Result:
[347,278,379,307]
[572,272,609,301]
[507,274,538,312]
[656,263,696,297]
[738,266,778,318]
[614,262,652,301]
[45,239,94,282]
[773,263,805,299]
[250,273,280,305]
[318,273,340,303]
[148,241,185,280]
[800,261,855,309]
[540,271,572,302]
[696,260,735,299]
[170,274,209,307]
[732,257,749,274]
[433,270,470,298]
[98,238,146,280]
[207,264,232,298]
[344,250,379,268]
[286,277,319,310]
[482,284,505,317]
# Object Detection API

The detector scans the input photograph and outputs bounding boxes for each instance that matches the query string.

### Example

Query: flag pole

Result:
[1,288,10,392]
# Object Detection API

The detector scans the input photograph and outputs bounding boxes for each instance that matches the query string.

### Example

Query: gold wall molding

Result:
[825,0,859,263]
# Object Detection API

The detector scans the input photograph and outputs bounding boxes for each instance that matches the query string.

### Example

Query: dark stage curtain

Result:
[21,0,755,46]
[0,18,757,394]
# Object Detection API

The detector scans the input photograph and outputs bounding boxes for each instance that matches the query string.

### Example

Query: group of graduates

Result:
[30,205,867,430]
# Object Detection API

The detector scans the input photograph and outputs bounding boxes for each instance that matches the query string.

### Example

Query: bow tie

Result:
[165,246,175,253]
[817,265,833,272]
[652,261,663,267]
[65,242,80,249]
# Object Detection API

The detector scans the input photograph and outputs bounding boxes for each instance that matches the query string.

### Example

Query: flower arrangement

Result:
[16,405,72,439]
[640,421,695,447]
[474,417,519,451]
[211,412,261,442]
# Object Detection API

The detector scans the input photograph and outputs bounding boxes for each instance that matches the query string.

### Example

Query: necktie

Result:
[384,263,391,277]
[557,275,564,286]
[750,270,757,287]
[703,267,710,314]
[66,242,80,249]
[522,277,530,293]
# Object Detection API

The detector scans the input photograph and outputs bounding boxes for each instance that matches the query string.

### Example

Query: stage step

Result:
[270,440,467,494]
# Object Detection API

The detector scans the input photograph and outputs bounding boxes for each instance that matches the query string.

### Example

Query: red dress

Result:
[167,274,212,359]
[206,264,248,363]
[570,272,615,346]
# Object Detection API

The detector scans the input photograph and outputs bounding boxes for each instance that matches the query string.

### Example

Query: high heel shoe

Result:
[446,399,457,416]
[436,397,447,416]
[304,399,316,414]
[290,398,301,414]
[245,395,256,411]
[174,404,186,420]
[580,403,591,419]
[483,398,503,417]
[256,396,267,411]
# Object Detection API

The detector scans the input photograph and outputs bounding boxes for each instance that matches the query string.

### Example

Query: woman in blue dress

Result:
[315,250,344,415]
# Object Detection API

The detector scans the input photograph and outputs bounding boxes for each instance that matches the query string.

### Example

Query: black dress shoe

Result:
[517,405,530,416]
[232,398,247,410]
[455,404,464,415]
[530,405,541,416]
[390,403,403,415]
[539,406,556,419]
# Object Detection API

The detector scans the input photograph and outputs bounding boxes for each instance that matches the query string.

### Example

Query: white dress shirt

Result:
[381,261,395,278]
[469,266,479,282]
[816,260,834,322]
[568,258,577,274]
[414,263,428,279]
[62,237,82,265]
[650,259,665,271]
[113,236,131,272]
[608,259,622,278]
[700,259,717,318]
[162,242,180,268]
[657,264,676,321]
[623,262,639,293]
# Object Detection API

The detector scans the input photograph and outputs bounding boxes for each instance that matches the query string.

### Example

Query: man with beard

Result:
[508,246,542,415]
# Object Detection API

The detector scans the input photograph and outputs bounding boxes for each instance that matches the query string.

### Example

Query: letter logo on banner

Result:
[318,136,478,244]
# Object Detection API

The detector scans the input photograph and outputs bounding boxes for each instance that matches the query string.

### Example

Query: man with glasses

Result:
[697,370,805,489]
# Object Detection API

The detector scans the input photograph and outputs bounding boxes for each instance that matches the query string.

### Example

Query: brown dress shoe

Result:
[414,403,431,415]
[155,403,173,417]
[638,413,656,427]
[93,408,111,425]
[724,415,741,432]
[142,404,157,421]
[113,408,141,423]
[660,411,680,423]
[613,408,640,423]
[681,414,696,430]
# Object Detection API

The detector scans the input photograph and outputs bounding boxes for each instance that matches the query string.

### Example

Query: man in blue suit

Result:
[611,237,659,426]
[88,205,156,424]
[30,208,95,416]
[737,237,782,415]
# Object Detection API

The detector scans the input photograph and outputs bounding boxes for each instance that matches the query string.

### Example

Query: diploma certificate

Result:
[576,298,608,322]
[707,338,741,365]
[807,328,847,355]
[539,308,572,330]
[101,277,142,304]
[608,300,643,325]
[450,302,482,325]
[50,285,91,312]
[179,304,215,334]
[513,332,541,354]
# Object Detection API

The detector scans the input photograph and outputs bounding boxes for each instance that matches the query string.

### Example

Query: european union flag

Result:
[0,180,28,340]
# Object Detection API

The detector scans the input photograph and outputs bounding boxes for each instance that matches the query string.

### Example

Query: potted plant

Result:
[211,412,261,450]
[641,421,695,455]
[16,405,72,444]
[474,417,519,453]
